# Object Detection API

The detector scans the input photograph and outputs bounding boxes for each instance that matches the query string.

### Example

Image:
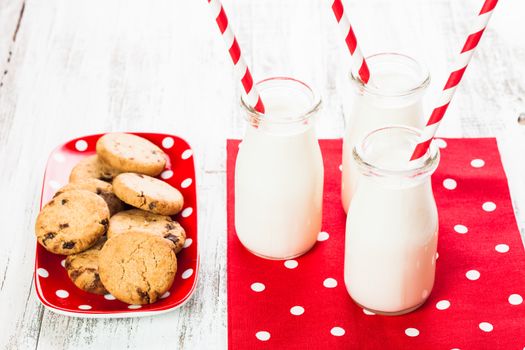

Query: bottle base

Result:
[243,241,317,261]
[354,299,427,316]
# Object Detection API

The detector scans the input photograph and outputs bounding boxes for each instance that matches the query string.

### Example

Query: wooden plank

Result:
[0,0,523,349]
[0,0,25,84]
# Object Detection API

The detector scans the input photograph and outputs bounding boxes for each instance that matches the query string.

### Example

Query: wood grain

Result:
[0,0,524,349]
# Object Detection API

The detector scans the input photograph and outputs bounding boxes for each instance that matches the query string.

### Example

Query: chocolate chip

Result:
[48,200,56,206]
[100,218,109,231]
[62,241,76,249]
[165,223,175,230]
[69,269,81,281]
[136,288,150,303]
[42,232,56,245]
[151,150,157,155]
[136,174,144,178]
[148,201,157,210]
[165,234,179,245]
[52,191,63,198]
[96,188,103,195]
[59,223,69,229]
[61,199,69,205]
[99,173,113,182]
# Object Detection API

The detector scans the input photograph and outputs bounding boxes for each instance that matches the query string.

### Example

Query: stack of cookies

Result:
[35,133,186,305]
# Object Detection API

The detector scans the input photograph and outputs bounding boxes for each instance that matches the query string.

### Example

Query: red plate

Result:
[34,133,199,318]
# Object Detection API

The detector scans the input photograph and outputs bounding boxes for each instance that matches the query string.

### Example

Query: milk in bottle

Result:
[341,53,430,212]
[235,77,324,260]
[344,126,439,315]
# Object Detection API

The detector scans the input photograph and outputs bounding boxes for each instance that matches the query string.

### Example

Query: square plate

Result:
[34,133,199,318]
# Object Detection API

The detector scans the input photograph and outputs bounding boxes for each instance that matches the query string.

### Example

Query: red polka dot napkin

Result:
[227,138,525,349]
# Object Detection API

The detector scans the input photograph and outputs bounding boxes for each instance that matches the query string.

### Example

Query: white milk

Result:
[344,126,439,315]
[341,53,429,212]
[235,78,324,260]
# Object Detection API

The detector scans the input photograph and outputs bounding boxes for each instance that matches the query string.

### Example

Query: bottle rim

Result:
[353,125,440,178]
[349,52,431,98]
[240,77,322,125]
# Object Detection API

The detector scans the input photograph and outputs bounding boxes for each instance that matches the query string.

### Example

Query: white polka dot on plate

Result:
[128,305,142,310]
[251,282,265,292]
[56,290,69,298]
[443,178,457,190]
[317,231,329,241]
[75,140,88,152]
[160,170,173,180]
[466,270,480,281]
[183,238,193,249]
[454,224,468,234]
[162,137,175,149]
[104,294,116,300]
[181,178,192,188]
[160,291,170,299]
[471,159,485,168]
[255,331,270,341]
[436,252,439,260]
[61,259,66,268]
[290,306,304,316]
[48,180,61,190]
[181,149,193,160]
[78,305,92,310]
[482,202,496,212]
[284,260,298,269]
[181,268,194,279]
[338,164,342,172]
[53,153,66,163]
[434,139,447,148]
[479,322,493,332]
[37,268,49,278]
[181,207,193,218]
[405,328,419,337]
[508,294,523,305]
[323,278,337,288]
[363,309,375,315]
[436,300,450,310]
[495,244,509,253]
[330,327,345,336]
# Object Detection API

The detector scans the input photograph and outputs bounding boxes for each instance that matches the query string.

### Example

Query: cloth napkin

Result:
[227,138,525,349]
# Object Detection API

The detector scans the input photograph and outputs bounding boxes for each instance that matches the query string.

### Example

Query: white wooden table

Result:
[1,0,524,349]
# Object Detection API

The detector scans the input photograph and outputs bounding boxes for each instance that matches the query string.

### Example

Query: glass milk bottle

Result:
[235,77,324,260]
[341,53,430,212]
[344,126,439,315]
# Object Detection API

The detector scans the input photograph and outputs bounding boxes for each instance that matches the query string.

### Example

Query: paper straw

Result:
[330,0,370,84]
[208,0,265,114]
[410,0,498,161]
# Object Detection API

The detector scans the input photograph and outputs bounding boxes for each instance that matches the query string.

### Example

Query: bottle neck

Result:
[353,126,440,189]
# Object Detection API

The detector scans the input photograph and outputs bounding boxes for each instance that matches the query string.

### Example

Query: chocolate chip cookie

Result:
[96,133,166,177]
[69,155,121,183]
[35,190,110,255]
[65,238,108,295]
[112,173,184,216]
[55,178,125,216]
[108,209,186,253]
[99,231,177,304]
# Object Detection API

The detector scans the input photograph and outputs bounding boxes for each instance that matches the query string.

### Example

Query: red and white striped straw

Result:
[330,0,370,84]
[207,0,265,114]
[410,0,498,161]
